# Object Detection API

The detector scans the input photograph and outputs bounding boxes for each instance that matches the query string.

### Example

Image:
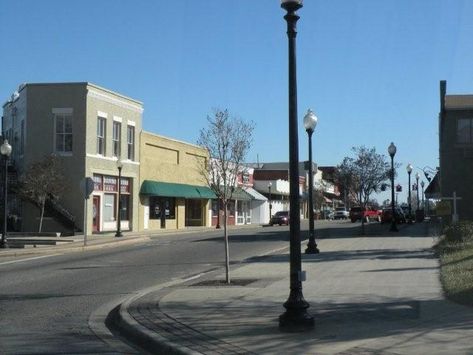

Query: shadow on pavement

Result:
[157,298,473,355]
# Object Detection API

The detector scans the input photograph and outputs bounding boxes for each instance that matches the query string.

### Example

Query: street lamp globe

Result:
[421,180,425,188]
[388,142,396,157]
[415,172,420,180]
[116,158,123,170]
[303,109,317,133]
[0,140,12,157]
[268,182,272,188]
[406,163,413,174]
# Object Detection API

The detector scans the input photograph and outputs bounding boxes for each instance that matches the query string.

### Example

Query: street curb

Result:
[115,281,204,355]
[0,236,151,258]
[110,240,292,354]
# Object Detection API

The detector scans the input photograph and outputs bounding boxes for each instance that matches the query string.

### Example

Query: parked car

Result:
[349,206,381,223]
[270,211,289,226]
[334,207,349,220]
[381,207,407,224]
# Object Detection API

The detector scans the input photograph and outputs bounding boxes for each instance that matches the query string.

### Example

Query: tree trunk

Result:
[38,199,45,233]
[223,202,230,284]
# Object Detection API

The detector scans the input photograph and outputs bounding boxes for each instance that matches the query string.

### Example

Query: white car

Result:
[333,207,349,220]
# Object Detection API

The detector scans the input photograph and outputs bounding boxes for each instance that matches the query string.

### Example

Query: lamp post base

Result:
[0,241,8,248]
[305,242,320,254]
[115,232,123,238]
[279,294,314,332]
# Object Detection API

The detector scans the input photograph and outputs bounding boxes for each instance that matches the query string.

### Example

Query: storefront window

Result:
[150,197,176,219]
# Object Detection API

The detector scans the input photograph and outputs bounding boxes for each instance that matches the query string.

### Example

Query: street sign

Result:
[80,177,94,199]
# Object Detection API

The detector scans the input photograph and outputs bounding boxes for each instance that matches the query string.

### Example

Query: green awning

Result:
[140,180,216,199]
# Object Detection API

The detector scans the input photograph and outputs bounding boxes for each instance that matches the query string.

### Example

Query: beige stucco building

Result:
[138,132,214,231]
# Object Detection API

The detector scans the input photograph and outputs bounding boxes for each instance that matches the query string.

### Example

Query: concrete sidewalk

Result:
[114,222,473,354]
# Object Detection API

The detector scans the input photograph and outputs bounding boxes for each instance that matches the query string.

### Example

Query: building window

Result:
[55,114,73,153]
[149,197,176,219]
[112,121,121,157]
[127,125,135,160]
[97,117,106,155]
[457,118,473,144]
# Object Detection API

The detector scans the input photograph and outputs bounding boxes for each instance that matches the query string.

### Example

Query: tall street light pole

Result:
[421,180,425,212]
[388,143,398,232]
[268,182,272,223]
[1,139,12,248]
[406,163,413,223]
[415,172,420,211]
[280,0,314,331]
[115,159,123,237]
[304,109,319,254]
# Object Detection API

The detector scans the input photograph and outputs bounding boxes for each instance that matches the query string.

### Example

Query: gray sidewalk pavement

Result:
[114,222,473,355]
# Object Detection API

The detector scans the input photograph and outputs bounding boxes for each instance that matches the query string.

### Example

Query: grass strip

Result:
[435,239,473,306]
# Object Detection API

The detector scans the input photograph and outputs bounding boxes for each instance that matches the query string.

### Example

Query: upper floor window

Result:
[55,114,73,153]
[127,125,135,160]
[112,121,121,157]
[97,117,106,155]
[457,118,473,144]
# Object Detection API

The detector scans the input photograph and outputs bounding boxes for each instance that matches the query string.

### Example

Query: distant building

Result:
[438,80,473,220]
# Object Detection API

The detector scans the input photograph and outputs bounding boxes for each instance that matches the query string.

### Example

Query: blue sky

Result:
[2,0,473,202]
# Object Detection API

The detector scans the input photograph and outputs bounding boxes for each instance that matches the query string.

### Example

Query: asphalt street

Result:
[0,221,352,354]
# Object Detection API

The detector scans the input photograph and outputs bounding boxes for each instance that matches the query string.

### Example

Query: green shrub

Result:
[444,221,473,243]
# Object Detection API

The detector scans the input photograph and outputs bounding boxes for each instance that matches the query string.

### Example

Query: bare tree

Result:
[337,146,391,234]
[18,155,65,232]
[197,109,254,284]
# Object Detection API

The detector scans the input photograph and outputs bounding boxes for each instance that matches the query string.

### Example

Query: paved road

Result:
[0,221,354,354]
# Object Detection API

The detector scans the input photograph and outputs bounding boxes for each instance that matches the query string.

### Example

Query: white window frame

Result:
[97,117,106,155]
[127,125,135,161]
[112,121,121,157]
[53,109,73,155]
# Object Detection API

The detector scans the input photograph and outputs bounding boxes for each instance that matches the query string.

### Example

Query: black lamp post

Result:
[115,159,123,237]
[304,109,319,254]
[415,172,420,211]
[388,143,398,232]
[421,180,425,211]
[1,139,12,248]
[279,0,314,331]
[406,163,413,223]
[268,182,272,223]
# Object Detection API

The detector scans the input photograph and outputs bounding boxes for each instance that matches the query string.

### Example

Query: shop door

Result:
[93,196,100,232]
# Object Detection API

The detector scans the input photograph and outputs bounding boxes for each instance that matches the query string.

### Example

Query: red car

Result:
[349,206,381,223]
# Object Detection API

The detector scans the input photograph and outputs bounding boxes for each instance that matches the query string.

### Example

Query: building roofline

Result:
[11,82,143,106]
[141,130,206,151]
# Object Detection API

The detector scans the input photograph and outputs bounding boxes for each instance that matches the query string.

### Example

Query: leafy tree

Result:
[337,146,391,233]
[197,109,254,283]
[18,155,65,232]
